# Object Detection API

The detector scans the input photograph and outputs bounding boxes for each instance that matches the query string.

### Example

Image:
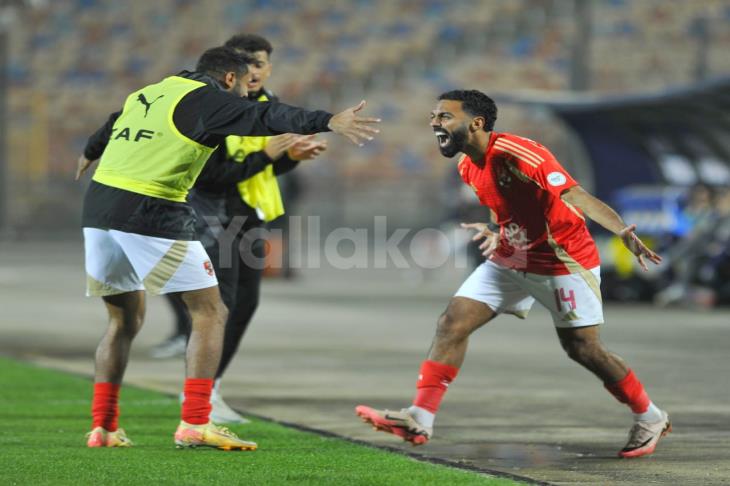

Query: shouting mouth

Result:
[434,129,450,148]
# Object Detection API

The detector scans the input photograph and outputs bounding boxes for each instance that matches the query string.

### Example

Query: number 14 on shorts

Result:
[554,288,577,312]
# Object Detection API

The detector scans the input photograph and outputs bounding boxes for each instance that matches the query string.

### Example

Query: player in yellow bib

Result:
[151,34,328,424]
[76,46,380,450]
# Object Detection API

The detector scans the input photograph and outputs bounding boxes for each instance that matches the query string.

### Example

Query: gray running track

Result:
[1,242,728,485]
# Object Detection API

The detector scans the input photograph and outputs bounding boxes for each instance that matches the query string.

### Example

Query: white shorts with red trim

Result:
[83,228,218,297]
[454,259,603,328]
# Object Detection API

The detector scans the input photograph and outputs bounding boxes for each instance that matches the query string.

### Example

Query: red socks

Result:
[413,360,460,413]
[91,382,121,431]
[92,379,214,429]
[604,369,650,414]
[181,378,214,425]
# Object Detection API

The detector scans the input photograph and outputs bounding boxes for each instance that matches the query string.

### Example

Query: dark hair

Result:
[195,46,255,81]
[225,34,273,55]
[438,90,498,131]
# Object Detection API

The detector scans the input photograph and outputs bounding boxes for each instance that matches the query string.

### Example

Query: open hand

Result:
[327,100,381,146]
[619,224,662,271]
[461,222,500,258]
[288,135,328,161]
[264,133,303,160]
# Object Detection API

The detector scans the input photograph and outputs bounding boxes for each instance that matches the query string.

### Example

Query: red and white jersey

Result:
[458,132,600,275]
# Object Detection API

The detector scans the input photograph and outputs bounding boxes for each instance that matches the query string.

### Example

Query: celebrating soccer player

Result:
[356,90,670,459]
[77,46,379,450]
[151,33,329,423]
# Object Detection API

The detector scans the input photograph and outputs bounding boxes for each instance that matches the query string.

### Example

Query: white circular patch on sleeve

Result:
[547,172,567,187]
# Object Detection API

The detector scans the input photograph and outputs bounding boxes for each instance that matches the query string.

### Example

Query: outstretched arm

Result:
[195,134,328,188]
[561,185,662,270]
[194,87,380,146]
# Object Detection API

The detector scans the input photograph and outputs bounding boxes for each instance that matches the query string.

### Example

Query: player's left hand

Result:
[75,155,97,180]
[328,100,381,146]
[288,135,328,161]
[619,224,662,271]
[461,222,500,258]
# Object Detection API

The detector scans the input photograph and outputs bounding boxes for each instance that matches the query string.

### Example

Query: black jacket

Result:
[191,88,301,234]
[193,88,299,196]
[82,71,332,240]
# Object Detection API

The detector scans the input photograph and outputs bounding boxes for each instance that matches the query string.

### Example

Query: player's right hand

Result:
[328,100,381,146]
[461,222,500,258]
[264,133,303,160]
[287,135,327,161]
[75,155,97,180]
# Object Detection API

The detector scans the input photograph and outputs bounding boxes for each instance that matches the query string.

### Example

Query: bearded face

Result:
[434,123,467,158]
[232,74,249,98]
[430,99,474,159]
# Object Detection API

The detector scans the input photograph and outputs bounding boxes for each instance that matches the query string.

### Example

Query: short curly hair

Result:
[195,46,255,80]
[225,34,273,55]
[438,90,498,131]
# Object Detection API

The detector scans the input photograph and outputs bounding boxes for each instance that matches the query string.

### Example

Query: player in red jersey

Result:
[356,90,671,458]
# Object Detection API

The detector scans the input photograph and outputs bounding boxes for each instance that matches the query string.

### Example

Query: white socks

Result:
[408,405,435,428]
[633,401,663,423]
[211,379,222,400]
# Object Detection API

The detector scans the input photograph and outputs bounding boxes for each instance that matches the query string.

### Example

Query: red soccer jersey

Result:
[458,132,600,275]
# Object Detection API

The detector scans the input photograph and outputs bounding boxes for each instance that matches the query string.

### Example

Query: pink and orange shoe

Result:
[619,410,671,458]
[86,427,132,448]
[355,405,431,446]
[174,421,257,451]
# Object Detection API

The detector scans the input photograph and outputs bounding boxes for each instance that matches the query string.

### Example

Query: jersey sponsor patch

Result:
[547,171,567,187]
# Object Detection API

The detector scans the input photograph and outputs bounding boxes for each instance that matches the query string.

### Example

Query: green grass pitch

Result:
[0,357,524,485]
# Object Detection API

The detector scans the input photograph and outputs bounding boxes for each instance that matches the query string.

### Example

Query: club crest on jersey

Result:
[504,222,530,250]
[548,172,567,187]
[203,260,214,277]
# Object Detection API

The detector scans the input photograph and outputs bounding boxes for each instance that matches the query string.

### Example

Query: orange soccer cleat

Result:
[355,405,432,446]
